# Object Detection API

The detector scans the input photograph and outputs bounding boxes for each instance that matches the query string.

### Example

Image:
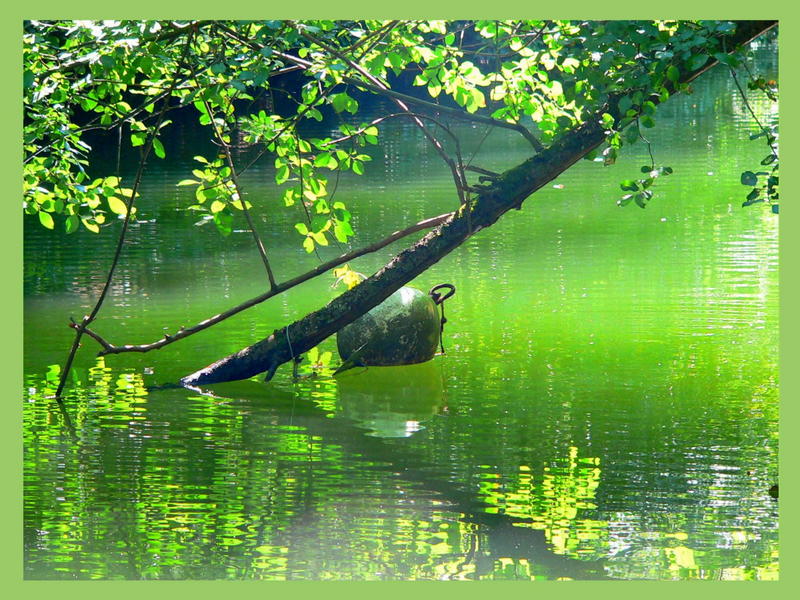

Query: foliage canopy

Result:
[24,19,778,250]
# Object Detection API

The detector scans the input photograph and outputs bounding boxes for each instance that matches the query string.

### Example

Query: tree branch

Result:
[213,22,543,153]
[295,26,470,208]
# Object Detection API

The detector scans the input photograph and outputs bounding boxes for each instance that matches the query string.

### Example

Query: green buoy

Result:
[336,285,448,367]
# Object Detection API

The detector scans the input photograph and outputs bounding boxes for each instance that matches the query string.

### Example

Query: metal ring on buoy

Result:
[429,283,456,355]
[429,283,456,305]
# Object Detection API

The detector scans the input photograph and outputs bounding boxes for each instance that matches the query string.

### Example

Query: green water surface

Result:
[23,51,778,580]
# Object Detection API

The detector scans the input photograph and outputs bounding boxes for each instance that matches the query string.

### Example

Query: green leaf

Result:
[303,236,315,253]
[618,96,633,115]
[333,222,348,243]
[713,52,739,68]
[282,188,297,206]
[352,160,364,175]
[64,215,79,234]
[331,93,353,113]
[294,222,309,235]
[743,188,762,206]
[212,211,233,236]
[177,179,200,186]
[38,211,54,230]
[107,196,128,215]
[666,65,679,83]
[620,180,639,192]
[387,52,404,74]
[130,132,146,147]
[81,218,100,233]
[640,115,656,128]
[210,200,226,213]
[230,198,252,211]
[618,194,634,207]
[310,215,328,233]
[688,53,709,71]
[152,138,165,159]
[741,171,758,186]
[275,165,290,185]
[314,153,338,169]
[311,231,329,246]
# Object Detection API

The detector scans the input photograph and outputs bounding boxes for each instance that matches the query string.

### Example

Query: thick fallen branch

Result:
[85,212,453,355]
[182,20,776,387]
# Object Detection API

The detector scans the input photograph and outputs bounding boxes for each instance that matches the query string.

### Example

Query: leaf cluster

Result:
[24,19,775,246]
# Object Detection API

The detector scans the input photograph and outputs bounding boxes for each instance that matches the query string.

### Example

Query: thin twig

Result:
[345,20,400,57]
[53,31,195,400]
[296,27,469,208]
[294,127,323,262]
[727,64,776,155]
[83,212,455,355]
[202,98,277,288]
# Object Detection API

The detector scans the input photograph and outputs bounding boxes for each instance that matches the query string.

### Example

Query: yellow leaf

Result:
[107,196,128,215]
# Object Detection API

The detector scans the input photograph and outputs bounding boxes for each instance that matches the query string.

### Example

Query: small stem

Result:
[202,99,277,288]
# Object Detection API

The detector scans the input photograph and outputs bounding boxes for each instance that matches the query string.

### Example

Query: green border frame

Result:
[6,4,795,598]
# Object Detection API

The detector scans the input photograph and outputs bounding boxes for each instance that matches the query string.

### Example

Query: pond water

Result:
[23,48,778,580]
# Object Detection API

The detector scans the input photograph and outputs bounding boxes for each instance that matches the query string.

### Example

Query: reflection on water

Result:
[24,50,778,580]
[336,363,444,438]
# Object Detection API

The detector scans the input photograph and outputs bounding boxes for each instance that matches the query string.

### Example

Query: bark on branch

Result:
[181,20,776,387]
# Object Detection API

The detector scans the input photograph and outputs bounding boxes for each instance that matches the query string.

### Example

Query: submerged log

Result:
[181,21,776,387]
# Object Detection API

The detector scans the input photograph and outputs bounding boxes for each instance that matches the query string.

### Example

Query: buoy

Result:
[336,285,446,367]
